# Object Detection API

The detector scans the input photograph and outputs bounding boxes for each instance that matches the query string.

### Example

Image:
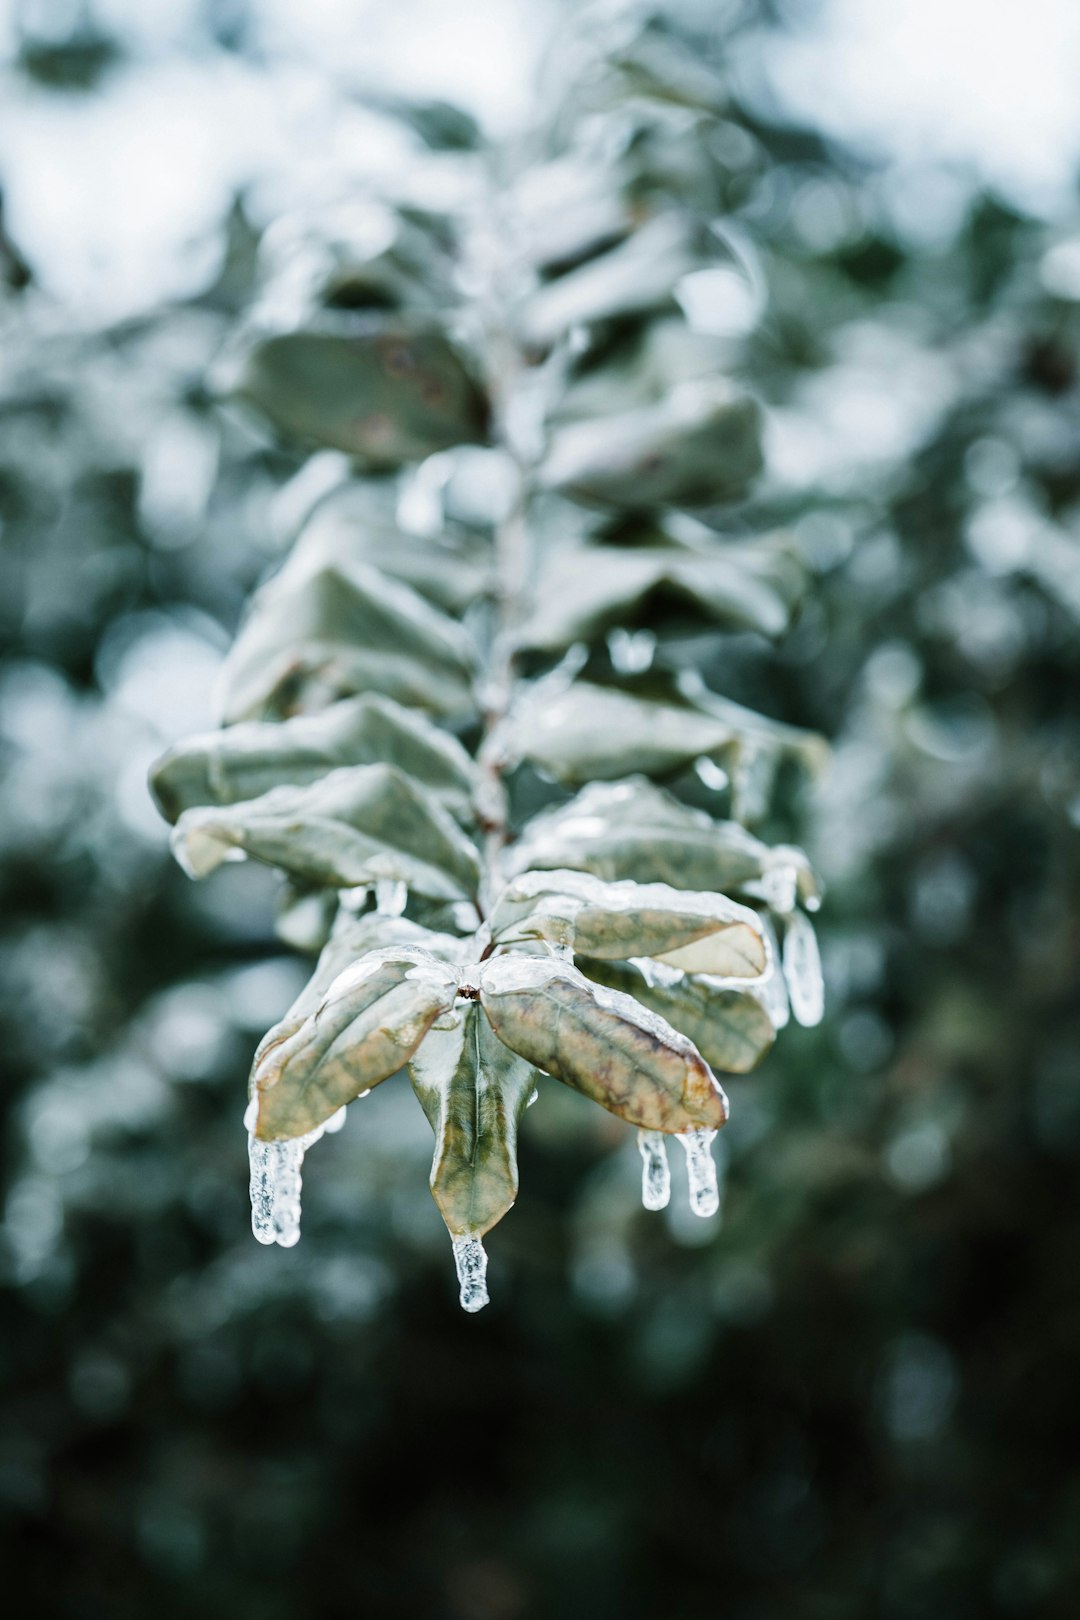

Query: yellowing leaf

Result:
[478,953,727,1134]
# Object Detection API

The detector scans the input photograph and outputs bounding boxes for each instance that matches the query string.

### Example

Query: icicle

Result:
[452,1235,489,1313]
[678,1128,720,1218]
[783,908,825,1027]
[244,1099,344,1248]
[758,862,798,916]
[375,878,407,916]
[637,1130,671,1211]
[752,915,790,1031]
[608,627,656,674]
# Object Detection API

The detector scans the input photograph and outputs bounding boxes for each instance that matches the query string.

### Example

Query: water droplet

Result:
[679,1128,720,1218]
[783,909,824,1027]
[451,1235,489,1313]
[637,1130,671,1210]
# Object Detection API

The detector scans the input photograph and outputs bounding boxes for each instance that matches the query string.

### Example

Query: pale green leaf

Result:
[227,316,488,466]
[218,559,477,724]
[540,378,762,509]
[150,694,480,823]
[408,1002,537,1238]
[172,764,482,900]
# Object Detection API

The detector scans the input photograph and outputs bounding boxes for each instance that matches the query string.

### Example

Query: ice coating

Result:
[608,627,657,674]
[498,867,762,935]
[452,1235,489,1313]
[245,1100,346,1247]
[679,1127,720,1218]
[638,1130,671,1210]
[783,908,825,1027]
[749,914,790,1031]
[375,877,408,916]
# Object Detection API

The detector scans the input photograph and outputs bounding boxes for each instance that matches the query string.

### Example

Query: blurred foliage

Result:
[1,1,1079,1617]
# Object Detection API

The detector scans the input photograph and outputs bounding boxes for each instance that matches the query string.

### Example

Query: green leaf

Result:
[150,694,480,823]
[227,316,489,466]
[508,679,825,797]
[580,957,776,1075]
[408,1002,537,1238]
[540,377,762,509]
[297,479,493,614]
[490,868,767,978]
[519,541,797,651]
[249,947,460,1140]
[522,213,707,348]
[218,559,477,723]
[172,764,482,900]
[478,953,727,1133]
[512,778,818,903]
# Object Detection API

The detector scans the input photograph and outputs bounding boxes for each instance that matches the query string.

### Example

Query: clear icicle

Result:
[678,1128,720,1218]
[244,1100,345,1248]
[375,878,408,916]
[783,908,825,1027]
[638,1130,671,1211]
[452,1235,489,1313]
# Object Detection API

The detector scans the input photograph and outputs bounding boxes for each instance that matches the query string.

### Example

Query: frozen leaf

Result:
[218,560,477,723]
[249,947,460,1140]
[511,680,824,791]
[519,541,797,651]
[150,693,480,823]
[478,953,728,1134]
[408,1002,537,1239]
[512,779,819,903]
[540,378,762,510]
[580,957,776,1075]
[172,764,482,901]
[490,869,767,978]
[283,909,469,1028]
[522,213,708,348]
[227,315,488,466]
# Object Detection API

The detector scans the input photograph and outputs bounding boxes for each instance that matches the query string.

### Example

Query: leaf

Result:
[408,1003,537,1238]
[150,694,480,823]
[287,910,470,1025]
[172,764,482,900]
[579,957,776,1075]
[227,316,489,466]
[509,681,825,791]
[519,541,797,651]
[297,478,493,614]
[217,559,477,723]
[512,778,818,904]
[490,868,767,978]
[249,948,460,1139]
[540,378,762,509]
[522,213,707,348]
[478,953,728,1133]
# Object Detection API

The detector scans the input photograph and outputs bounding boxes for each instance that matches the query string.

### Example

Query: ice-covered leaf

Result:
[509,680,824,793]
[151,694,480,823]
[295,478,493,614]
[217,560,477,723]
[519,541,797,651]
[540,378,762,510]
[580,958,776,1075]
[490,869,767,978]
[249,947,460,1140]
[172,764,482,900]
[408,1002,537,1239]
[478,954,727,1133]
[522,213,707,348]
[226,315,488,466]
[511,779,819,904]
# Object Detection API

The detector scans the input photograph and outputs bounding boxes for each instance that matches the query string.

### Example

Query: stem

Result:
[472,216,534,921]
